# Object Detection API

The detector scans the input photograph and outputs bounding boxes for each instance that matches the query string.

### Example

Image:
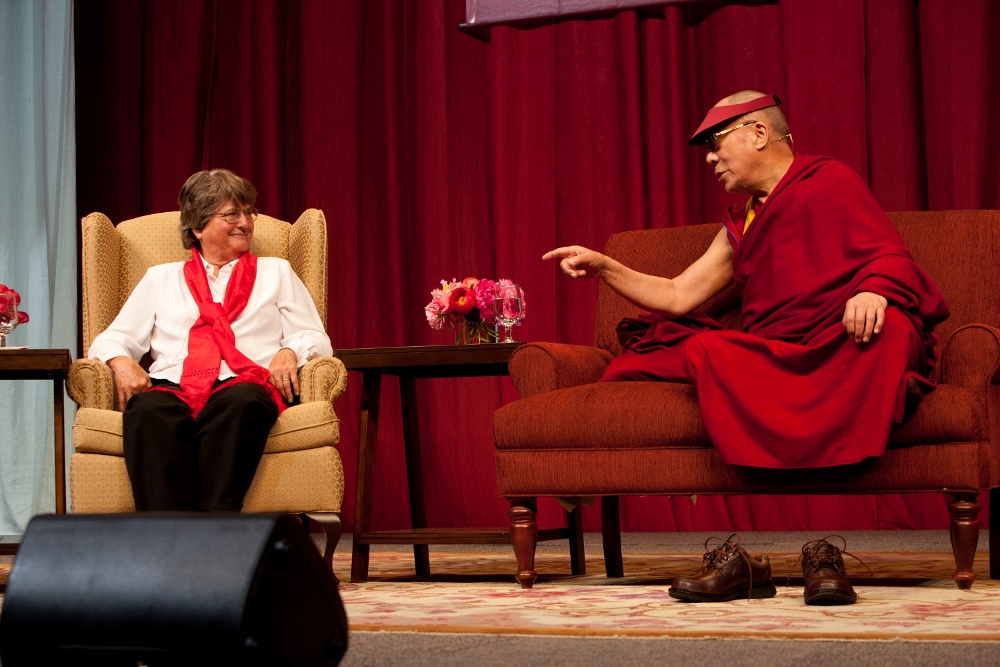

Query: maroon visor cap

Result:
[688,93,782,146]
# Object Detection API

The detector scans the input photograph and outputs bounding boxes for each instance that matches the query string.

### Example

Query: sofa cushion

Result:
[73,401,339,456]
[494,381,710,451]
[70,446,345,514]
[494,381,985,453]
[73,407,126,455]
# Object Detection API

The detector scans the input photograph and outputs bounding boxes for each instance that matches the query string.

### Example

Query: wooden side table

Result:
[0,349,72,535]
[336,344,584,583]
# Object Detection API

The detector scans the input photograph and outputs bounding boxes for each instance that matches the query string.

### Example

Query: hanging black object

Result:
[0,513,348,666]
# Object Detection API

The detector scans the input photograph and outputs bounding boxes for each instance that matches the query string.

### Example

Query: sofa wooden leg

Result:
[602,496,624,578]
[508,499,538,589]
[567,506,586,576]
[307,512,344,584]
[991,488,999,580]
[948,493,980,590]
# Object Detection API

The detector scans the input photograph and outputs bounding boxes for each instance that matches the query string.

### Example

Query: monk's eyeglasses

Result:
[703,120,757,152]
[214,207,259,225]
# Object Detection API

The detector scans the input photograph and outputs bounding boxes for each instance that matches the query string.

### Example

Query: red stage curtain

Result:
[75,0,999,533]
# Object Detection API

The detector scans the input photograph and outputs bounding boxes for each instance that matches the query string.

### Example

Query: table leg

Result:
[567,506,585,575]
[399,375,430,576]
[351,371,382,583]
[54,373,66,514]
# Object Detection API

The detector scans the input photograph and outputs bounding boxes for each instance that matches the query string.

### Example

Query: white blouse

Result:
[89,256,333,383]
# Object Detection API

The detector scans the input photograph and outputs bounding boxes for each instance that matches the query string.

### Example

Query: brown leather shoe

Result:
[801,537,858,605]
[668,534,777,602]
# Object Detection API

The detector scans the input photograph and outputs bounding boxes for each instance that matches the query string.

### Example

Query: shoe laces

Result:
[785,535,874,585]
[700,533,757,601]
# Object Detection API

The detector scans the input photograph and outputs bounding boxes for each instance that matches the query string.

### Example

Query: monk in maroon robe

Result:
[548,91,949,605]
[543,91,949,471]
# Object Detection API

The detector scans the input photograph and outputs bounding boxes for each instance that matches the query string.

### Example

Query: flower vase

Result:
[455,320,497,345]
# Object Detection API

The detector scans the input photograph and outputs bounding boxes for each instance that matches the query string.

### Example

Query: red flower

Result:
[0,285,17,305]
[445,286,477,315]
[0,284,28,323]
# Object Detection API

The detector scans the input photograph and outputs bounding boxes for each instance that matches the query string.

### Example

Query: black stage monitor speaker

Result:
[0,513,348,666]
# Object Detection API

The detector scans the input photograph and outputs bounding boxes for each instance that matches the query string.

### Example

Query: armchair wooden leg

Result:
[567,506,586,576]
[508,498,538,589]
[601,496,624,578]
[307,512,344,584]
[991,488,999,580]
[948,493,980,590]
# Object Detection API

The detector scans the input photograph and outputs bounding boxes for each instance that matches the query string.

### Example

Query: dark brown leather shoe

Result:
[668,534,777,602]
[801,537,858,605]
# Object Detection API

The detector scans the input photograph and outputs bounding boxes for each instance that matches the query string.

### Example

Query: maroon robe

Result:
[601,155,949,468]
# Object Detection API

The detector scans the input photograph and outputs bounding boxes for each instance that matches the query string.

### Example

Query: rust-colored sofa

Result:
[493,210,1000,589]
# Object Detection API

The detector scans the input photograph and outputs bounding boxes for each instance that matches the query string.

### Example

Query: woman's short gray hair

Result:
[177,169,258,250]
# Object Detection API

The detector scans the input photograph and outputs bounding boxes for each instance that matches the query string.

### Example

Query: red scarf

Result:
[150,250,286,417]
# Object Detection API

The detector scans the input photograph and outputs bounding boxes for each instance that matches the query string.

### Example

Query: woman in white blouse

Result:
[88,169,332,511]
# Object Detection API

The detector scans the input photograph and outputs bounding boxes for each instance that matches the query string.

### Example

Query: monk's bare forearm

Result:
[543,228,733,316]
[596,260,685,315]
[601,228,734,316]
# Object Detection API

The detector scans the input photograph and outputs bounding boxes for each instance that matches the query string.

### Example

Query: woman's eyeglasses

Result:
[215,208,259,224]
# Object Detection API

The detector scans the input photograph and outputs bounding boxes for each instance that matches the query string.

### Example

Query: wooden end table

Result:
[336,344,585,583]
[0,349,72,543]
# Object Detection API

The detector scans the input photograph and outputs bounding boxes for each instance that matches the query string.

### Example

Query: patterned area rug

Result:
[336,551,1000,640]
[3,552,997,640]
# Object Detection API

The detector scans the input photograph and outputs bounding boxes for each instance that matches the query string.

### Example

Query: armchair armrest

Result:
[298,355,348,404]
[508,342,614,399]
[67,358,116,410]
[939,324,1000,390]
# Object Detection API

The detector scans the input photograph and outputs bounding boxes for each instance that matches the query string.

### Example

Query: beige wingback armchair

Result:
[67,209,347,571]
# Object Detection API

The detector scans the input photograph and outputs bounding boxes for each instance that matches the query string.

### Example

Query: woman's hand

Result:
[542,246,608,279]
[268,347,299,403]
[108,356,151,411]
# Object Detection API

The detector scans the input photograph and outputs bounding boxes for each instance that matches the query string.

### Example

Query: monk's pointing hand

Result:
[108,356,152,411]
[542,246,606,279]
[843,292,888,344]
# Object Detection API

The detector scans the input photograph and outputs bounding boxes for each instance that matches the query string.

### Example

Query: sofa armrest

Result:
[298,355,348,404]
[508,342,615,398]
[940,324,1000,390]
[67,358,116,410]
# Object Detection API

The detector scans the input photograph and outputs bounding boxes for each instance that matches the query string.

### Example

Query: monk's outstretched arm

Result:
[543,227,734,317]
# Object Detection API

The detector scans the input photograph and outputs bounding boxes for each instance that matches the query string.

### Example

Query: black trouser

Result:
[122,381,279,511]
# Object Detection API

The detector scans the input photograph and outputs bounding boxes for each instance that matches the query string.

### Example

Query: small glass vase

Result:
[454,319,498,345]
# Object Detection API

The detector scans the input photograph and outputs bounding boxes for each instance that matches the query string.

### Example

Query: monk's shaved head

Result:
[717,89,791,138]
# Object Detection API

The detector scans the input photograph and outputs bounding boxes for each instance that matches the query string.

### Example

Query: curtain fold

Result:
[74,0,998,533]
[0,0,78,533]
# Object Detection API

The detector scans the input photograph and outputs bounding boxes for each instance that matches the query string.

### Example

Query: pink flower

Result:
[474,279,497,323]
[425,281,458,330]
[424,300,444,329]
[461,276,480,291]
